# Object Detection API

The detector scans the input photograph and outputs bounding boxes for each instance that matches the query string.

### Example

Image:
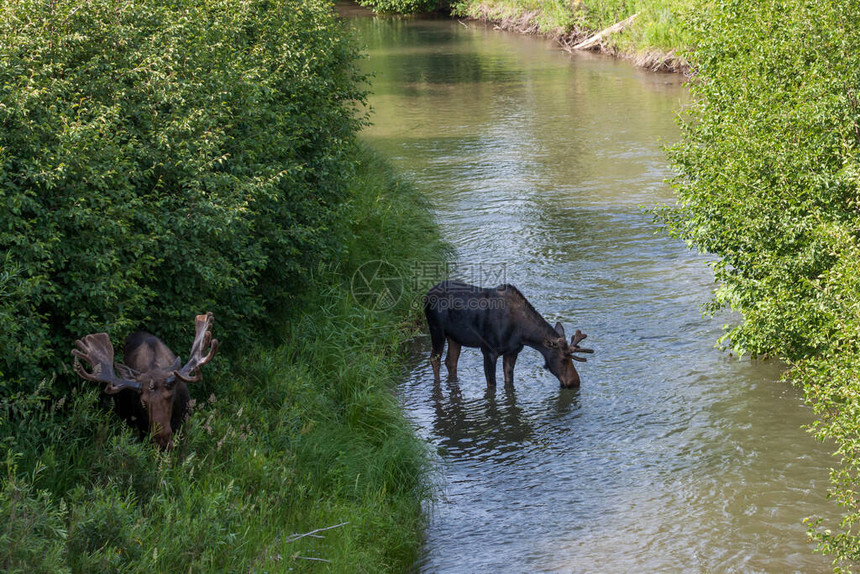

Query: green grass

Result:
[451,0,696,57]
[0,143,448,573]
[610,0,696,53]
[453,0,576,34]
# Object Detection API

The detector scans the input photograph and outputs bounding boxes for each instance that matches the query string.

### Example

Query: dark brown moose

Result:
[72,312,219,449]
[424,281,592,388]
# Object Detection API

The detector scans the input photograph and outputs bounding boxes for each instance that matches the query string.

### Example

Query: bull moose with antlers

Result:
[72,312,219,449]
[424,281,593,388]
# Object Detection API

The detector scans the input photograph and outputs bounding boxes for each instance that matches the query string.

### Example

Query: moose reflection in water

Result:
[72,312,219,449]
[424,281,593,388]
[429,376,584,459]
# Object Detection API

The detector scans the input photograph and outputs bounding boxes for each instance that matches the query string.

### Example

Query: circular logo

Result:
[350,260,404,311]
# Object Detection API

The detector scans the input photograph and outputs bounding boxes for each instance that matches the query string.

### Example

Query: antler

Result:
[174,312,219,383]
[72,333,142,394]
[569,329,594,362]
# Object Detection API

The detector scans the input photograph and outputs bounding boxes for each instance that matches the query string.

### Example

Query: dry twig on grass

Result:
[286,521,350,543]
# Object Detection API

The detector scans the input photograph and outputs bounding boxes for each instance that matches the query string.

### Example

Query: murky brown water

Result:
[343,5,839,572]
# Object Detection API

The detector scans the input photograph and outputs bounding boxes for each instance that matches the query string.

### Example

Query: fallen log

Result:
[570,13,639,51]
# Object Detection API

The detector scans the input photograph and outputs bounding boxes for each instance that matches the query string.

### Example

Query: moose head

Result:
[73,312,219,449]
[543,324,593,388]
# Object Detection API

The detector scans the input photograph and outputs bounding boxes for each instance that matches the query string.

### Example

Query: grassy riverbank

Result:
[360,0,696,71]
[454,0,694,59]
[1,143,446,572]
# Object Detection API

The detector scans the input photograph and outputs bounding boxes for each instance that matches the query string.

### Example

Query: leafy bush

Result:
[0,144,446,572]
[0,0,366,396]
[358,0,444,14]
[661,0,860,567]
[0,0,448,568]
[665,0,860,361]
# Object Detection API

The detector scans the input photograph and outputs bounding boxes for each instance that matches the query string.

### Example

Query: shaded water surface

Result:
[343,6,838,572]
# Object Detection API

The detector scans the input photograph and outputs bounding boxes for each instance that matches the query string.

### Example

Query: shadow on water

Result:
[345,4,840,572]
[430,378,538,459]
[426,370,584,461]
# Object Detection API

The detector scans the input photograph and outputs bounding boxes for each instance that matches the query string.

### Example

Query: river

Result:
[343,5,838,572]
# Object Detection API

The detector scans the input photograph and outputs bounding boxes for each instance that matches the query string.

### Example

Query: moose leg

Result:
[503,353,518,386]
[481,348,499,387]
[445,338,461,380]
[429,329,445,382]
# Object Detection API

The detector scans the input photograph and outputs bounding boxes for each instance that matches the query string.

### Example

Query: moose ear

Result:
[543,338,559,349]
[554,322,565,338]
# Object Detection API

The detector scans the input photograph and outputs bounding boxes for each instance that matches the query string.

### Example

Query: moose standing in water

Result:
[72,312,219,449]
[424,281,593,388]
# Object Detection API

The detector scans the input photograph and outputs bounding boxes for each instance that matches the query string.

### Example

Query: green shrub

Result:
[661,0,860,567]
[358,0,443,14]
[0,143,446,572]
[0,0,366,397]
[0,0,447,568]
[663,0,860,360]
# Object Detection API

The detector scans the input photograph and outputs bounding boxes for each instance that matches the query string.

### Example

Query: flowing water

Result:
[343,6,839,572]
